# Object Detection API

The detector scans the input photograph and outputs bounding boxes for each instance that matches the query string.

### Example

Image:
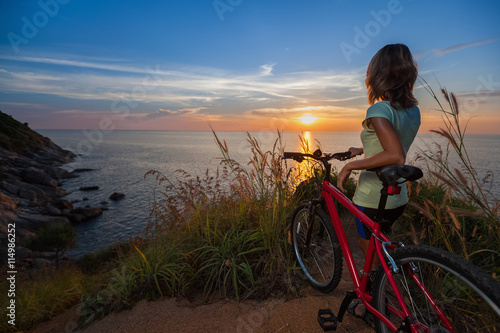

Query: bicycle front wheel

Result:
[290,203,342,293]
[372,245,500,332]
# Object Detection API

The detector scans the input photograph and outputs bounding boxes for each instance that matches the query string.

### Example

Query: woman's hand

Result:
[337,163,352,193]
[348,147,364,157]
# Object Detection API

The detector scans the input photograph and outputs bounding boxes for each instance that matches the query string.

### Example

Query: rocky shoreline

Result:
[0,137,105,269]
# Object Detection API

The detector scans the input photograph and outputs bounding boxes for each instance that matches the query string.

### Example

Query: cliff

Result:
[0,111,100,266]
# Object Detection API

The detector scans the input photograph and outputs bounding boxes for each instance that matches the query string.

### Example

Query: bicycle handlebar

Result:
[283,149,352,163]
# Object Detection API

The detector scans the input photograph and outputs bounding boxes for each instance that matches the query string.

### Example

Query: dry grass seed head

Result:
[450,92,459,115]
[410,223,419,244]
[430,171,459,191]
[441,88,450,103]
[407,201,433,220]
[429,128,458,149]
[448,211,462,231]
[447,208,486,217]
[453,168,468,186]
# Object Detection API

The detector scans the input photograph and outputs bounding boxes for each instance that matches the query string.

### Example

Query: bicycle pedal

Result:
[317,308,338,331]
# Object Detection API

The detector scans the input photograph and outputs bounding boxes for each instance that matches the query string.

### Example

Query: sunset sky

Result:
[1,0,499,133]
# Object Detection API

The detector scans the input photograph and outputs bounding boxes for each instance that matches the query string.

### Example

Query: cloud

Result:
[0,54,365,112]
[248,105,363,119]
[145,106,209,119]
[51,109,86,114]
[260,63,275,76]
[436,37,499,56]
[455,90,500,99]
[0,102,49,109]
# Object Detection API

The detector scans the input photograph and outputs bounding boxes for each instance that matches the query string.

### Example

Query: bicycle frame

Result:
[320,180,453,332]
[284,150,454,331]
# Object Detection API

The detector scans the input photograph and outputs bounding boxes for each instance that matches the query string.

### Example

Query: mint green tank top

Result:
[352,101,421,209]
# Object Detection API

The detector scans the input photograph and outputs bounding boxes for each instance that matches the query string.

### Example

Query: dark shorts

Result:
[355,204,406,240]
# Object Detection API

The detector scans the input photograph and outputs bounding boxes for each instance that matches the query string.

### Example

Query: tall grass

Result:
[21,92,498,331]
[79,239,190,326]
[77,130,306,327]
[77,129,361,327]
[400,80,500,276]
[0,266,99,333]
[147,130,302,296]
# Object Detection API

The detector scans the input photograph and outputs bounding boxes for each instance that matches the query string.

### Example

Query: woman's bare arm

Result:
[337,117,405,192]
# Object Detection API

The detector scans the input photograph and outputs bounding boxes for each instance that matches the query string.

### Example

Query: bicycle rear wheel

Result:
[372,245,500,332]
[290,203,342,293]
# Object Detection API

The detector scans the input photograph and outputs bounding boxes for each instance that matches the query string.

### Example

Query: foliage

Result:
[396,80,500,276]
[18,93,499,331]
[79,239,191,327]
[77,241,131,274]
[27,224,76,268]
[0,267,97,332]
[0,110,47,152]
[192,226,265,299]
[79,129,362,327]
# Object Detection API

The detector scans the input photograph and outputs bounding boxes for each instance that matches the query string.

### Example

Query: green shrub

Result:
[28,224,76,268]
[0,267,86,332]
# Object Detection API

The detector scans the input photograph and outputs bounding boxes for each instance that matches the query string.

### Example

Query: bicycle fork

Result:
[304,199,325,248]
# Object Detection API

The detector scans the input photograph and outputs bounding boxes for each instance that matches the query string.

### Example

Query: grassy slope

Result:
[0,110,47,152]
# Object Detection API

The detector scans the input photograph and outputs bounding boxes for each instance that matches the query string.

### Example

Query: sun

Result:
[299,114,317,125]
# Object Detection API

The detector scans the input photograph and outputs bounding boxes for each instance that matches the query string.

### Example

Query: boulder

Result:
[69,207,102,223]
[46,205,62,216]
[18,182,48,202]
[69,214,87,224]
[80,186,99,191]
[43,165,73,181]
[22,167,58,188]
[17,213,71,231]
[73,168,94,173]
[1,181,20,196]
[0,192,16,211]
[18,187,38,202]
[109,192,125,201]
[53,199,73,211]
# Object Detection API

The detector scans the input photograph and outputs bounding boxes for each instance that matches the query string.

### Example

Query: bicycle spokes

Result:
[291,204,343,293]
[373,247,500,333]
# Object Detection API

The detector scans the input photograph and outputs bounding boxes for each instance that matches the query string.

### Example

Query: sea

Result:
[36,130,500,258]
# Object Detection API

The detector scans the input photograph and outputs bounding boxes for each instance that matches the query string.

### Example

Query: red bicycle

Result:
[284,149,500,332]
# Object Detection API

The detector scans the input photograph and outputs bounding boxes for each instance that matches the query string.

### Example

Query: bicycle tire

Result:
[290,203,342,293]
[372,245,500,332]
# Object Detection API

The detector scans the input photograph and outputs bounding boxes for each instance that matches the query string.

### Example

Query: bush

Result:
[28,224,76,268]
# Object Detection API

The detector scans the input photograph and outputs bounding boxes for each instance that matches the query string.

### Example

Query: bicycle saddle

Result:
[378,165,423,186]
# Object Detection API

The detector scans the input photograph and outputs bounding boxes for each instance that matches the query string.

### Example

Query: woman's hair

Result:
[366,43,418,109]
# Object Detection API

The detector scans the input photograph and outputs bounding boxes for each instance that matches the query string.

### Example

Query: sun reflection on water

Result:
[291,131,320,185]
[300,131,313,153]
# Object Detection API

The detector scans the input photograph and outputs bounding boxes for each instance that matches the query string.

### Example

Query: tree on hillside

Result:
[28,224,76,268]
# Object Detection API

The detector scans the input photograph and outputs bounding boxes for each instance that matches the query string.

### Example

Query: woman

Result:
[337,43,420,323]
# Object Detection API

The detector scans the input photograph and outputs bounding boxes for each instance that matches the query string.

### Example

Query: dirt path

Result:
[31,216,374,333]
[30,285,374,333]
